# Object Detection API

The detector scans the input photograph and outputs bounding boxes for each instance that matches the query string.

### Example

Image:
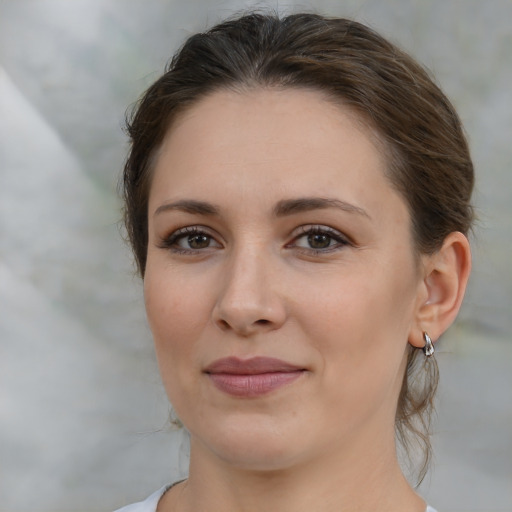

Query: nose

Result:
[212,247,287,337]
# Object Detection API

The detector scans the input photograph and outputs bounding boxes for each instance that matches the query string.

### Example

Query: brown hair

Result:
[122,12,474,483]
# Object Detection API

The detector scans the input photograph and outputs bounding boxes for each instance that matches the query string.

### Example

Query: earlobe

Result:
[409,231,472,348]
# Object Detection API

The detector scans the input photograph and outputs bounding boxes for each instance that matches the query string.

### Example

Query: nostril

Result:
[214,306,280,334]
[218,319,231,330]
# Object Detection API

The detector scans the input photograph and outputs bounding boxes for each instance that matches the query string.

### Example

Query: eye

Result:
[181,233,211,250]
[159,226,222,254]
[290,226,350,253]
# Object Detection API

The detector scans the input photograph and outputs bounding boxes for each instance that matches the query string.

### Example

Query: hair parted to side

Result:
[122,12,474,484]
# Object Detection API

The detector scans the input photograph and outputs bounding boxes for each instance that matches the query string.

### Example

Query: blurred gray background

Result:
[1,1,511,511]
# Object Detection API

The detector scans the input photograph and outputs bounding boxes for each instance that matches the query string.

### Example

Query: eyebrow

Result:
[273,197,370,219]
[154,199,220,217]
[154,197,370,219]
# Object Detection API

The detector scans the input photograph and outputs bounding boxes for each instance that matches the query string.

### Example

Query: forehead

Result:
[149,87,400,220]
[164,87,380,158]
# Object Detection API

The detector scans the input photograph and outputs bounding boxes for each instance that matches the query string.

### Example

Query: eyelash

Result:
[158,225,351,256]
[158,226,219,255]
[289,225,351,254]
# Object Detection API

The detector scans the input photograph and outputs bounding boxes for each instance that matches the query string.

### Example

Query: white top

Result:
[114,486,168,512]
[114,485,438,512]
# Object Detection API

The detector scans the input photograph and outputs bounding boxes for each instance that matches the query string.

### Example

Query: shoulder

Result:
[113,486,168,512]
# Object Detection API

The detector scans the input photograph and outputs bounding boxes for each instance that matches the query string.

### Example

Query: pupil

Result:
[308,233,330,249]
[189,234,209,249]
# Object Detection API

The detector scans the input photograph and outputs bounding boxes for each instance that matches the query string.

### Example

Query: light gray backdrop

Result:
[1,1,511,511]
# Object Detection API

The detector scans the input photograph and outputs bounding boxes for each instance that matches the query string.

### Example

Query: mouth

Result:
[204,357,306,397]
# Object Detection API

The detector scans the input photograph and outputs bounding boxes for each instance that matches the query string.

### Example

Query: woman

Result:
[116,12,473,512]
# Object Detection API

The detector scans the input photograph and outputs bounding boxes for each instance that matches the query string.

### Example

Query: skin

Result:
[143,88,471,512]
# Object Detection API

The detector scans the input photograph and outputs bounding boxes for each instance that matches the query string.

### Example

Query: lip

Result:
[204,357,306,397]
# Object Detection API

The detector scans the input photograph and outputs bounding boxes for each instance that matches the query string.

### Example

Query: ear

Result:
[409,231,472,349]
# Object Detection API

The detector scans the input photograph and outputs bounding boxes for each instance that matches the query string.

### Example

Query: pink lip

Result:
[204,357,306,397]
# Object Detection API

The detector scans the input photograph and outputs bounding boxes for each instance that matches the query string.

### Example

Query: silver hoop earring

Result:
[422,332,435,357]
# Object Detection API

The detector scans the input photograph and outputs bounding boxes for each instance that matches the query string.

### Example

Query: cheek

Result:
[301,264,415,344]
[143,269,210,396]
[300,259,418,412]
[144,262,210,335]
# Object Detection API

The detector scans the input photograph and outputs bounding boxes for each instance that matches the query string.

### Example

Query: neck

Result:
[161,432,425,512]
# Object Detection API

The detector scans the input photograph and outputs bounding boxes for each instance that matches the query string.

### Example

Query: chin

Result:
[215,443,301,473]
[189,415,307,472]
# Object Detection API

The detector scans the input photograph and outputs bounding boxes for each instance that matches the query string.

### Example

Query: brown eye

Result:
[291,226,349,253]
[307,233,332,249]
[159,226,222,253]
[188,234,211,249]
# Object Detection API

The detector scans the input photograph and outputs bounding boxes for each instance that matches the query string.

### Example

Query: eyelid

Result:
[287,225,352,252]
[157,225,223,253]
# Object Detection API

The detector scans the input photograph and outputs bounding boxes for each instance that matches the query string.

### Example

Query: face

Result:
[144,88,426,471]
